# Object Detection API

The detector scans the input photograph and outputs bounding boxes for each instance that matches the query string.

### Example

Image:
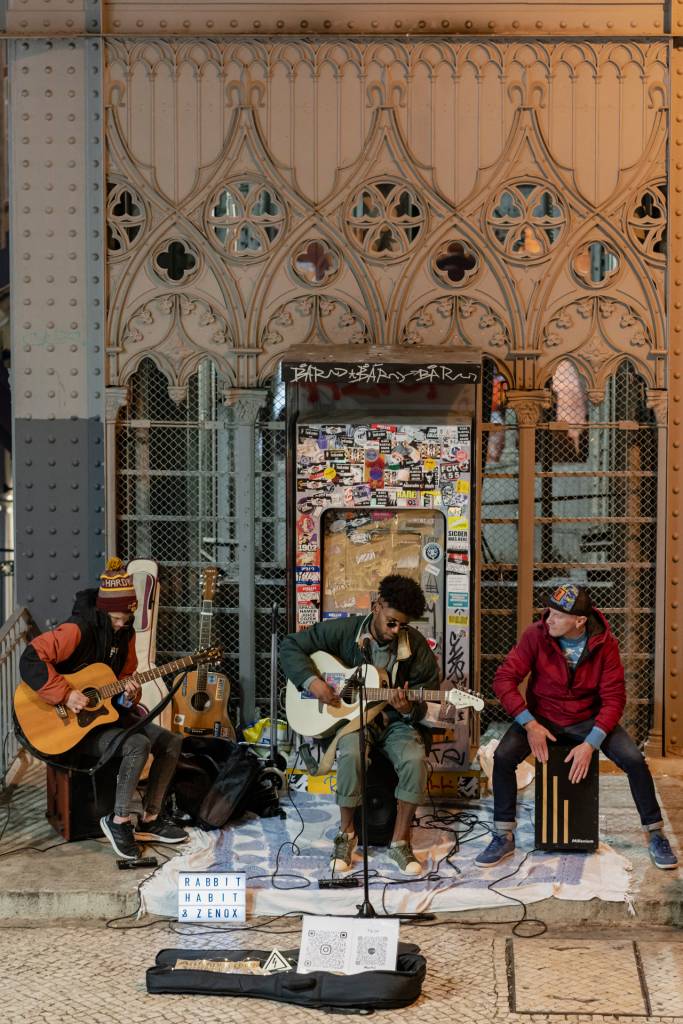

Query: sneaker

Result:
[134,815,189,844]
[100,814,141,860]
[475,831,516,867]
[648,832,679,870]
[330,831,357,873]
[388,840,422,876]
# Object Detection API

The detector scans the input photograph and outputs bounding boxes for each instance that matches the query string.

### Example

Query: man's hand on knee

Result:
[524,720,556,762]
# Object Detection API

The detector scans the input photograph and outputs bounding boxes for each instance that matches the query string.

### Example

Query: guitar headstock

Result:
[195,645,223,665]
[443,687,485,713]
[201,567,220,602]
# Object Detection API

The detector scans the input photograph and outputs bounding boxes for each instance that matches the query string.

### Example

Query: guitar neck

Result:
[98,654,198,700]
[196,600,213,691]
[363,687,442,702]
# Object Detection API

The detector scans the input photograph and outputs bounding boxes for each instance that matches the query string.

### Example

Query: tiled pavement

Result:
[2,920,683,1024]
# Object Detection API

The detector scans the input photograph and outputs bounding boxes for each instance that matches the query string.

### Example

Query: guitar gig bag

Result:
[145,943,427,1011]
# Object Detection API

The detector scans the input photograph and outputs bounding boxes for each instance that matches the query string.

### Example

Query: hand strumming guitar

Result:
[65,689,89,712]
[308,677,341,707]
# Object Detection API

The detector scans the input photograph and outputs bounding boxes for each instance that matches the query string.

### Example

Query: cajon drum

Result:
[534,743,599,852]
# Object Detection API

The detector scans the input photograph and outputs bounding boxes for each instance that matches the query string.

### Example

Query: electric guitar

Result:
[14,647,222,757]
[171,567,235,740]
[285,651,484,739]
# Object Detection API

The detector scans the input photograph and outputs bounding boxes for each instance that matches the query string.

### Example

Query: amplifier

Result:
[46,759,119,842]
[534,743,599,852]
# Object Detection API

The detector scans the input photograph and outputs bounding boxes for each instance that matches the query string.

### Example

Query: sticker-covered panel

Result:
[295,423,472,690]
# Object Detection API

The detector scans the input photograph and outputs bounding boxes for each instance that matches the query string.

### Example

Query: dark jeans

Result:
[78,722,183,818]
[492,716,663,832]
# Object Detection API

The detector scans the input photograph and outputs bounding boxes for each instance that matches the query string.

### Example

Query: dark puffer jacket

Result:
[19,588,137,706]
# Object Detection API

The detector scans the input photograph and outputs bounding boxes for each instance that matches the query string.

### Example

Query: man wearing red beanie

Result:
[20,558,188,860]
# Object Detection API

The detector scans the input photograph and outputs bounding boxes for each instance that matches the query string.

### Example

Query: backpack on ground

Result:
[170,736,283,829]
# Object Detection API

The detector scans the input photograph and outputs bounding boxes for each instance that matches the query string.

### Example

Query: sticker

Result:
[173,713,186,725]
[457,479,470,494]
[323,466,337,481]
[424,458,437,471]
[424,563,440,576]
[440,482,456,505]
[448,614,469,626]
[423,542,442,562]
[447,572,469,590]
[448,592,469,609]
[296,565,321,586]
[448,516,469,533]
[298,605,319,626]
[263,950,293,974]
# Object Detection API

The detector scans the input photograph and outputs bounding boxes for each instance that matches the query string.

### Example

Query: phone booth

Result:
[284,348,482,742]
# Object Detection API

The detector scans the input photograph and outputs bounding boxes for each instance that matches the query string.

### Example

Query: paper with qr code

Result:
[297,915,399,975]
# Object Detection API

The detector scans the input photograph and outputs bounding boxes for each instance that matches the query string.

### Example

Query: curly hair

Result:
[378,574,426,619]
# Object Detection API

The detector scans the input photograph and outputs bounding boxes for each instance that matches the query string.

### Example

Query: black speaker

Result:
[534,743,599,852]
[46,759,120,842]
[353,750,398,847]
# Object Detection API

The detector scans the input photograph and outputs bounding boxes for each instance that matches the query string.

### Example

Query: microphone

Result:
[361,635,373,664]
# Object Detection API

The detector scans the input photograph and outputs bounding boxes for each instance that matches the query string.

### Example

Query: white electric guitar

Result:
[285,651,484,739]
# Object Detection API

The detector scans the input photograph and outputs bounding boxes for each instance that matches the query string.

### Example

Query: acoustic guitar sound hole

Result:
[191,691,211,712]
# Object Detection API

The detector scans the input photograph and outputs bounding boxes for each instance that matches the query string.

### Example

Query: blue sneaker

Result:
[475,831,516,867]
[648,832,679,870]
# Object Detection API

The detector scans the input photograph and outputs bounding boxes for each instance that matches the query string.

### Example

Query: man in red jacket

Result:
[20,558,188,860]
[476,583,678,870]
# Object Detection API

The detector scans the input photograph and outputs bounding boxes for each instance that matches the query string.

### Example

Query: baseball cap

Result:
[546,583,592,616]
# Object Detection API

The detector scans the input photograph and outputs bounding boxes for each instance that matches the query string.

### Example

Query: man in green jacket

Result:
[280,574,439,875]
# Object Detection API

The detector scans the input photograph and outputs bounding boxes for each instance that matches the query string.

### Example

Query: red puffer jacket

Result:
[493,608,626,734]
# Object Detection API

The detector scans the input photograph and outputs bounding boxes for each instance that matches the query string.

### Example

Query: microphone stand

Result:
[352,642,434,923]
[354,653,375,918]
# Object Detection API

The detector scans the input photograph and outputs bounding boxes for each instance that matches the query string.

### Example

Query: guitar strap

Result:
[316,702,387,775]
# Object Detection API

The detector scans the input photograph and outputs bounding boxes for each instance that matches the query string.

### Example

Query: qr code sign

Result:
[354,936,389,968]
[302,928,348,972]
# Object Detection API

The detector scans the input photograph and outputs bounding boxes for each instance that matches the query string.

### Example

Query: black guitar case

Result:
[146,943,426,1012]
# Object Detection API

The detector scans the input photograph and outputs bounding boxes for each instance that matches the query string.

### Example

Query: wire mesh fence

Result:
[534,359,657,743]
[117,355,658,743]
[480,357,519,736]
[117,358,287,726]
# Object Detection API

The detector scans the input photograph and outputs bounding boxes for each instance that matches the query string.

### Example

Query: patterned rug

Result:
[141,787,632,918]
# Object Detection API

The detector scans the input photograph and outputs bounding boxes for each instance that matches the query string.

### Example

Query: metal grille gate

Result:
[116,359,287,725]
[117,356,657,742]
[480,357,657,744]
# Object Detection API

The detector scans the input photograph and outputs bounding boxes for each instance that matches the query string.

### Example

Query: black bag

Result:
[171,736,283,829]
[146,944,426,1011]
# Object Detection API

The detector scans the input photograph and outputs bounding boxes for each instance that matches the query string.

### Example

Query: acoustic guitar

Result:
[285,650,484,739]
[14,647,222,757]
[171,567,235,740]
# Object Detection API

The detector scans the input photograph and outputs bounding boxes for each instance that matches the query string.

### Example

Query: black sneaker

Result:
[100,814,141,860]
[134,815,189,844]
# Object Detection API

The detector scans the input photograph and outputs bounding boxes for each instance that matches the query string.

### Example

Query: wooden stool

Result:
[534,743,599,852]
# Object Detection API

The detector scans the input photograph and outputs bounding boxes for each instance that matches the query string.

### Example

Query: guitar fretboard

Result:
[196,601,213,691]
[97,655,199,700]
[355,687,443,702]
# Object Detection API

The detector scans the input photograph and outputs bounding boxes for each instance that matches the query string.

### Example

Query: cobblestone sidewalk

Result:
[3,920,683,1024]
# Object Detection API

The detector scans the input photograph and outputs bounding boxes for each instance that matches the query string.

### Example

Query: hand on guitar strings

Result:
[65,689,89,712]
[122,678,142,702]
[307,677,341,707]
[386,682,411,715]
